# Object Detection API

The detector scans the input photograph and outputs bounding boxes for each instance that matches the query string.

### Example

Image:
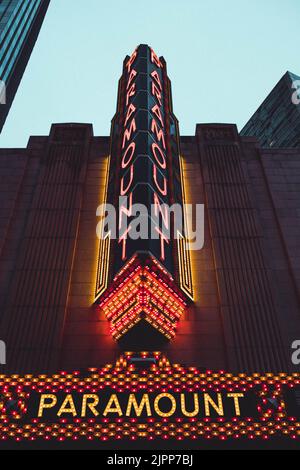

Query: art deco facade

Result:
[0,46,300,378]
[0,128,300,375]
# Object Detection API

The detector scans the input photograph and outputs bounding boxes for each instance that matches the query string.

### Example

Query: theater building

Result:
[0,45,300,446]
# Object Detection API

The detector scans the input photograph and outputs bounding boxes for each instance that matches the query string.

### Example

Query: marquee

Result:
[1,353,299,442]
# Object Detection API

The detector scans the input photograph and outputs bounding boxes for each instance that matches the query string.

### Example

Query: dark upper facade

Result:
[0,122,300,376]
[241,71,300,148]
[0,46,300,377]
[0,0,50,132]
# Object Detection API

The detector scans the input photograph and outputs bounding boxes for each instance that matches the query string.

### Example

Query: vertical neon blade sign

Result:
[95,45,193,342]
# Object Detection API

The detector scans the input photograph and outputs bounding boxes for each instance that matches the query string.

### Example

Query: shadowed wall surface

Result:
[0,123,300,374]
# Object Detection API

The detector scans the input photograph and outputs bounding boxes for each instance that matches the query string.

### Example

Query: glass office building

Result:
[241,71,300,148]
[0,0,50,132]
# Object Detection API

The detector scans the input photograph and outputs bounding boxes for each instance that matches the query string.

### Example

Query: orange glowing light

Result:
[98,256,187,341]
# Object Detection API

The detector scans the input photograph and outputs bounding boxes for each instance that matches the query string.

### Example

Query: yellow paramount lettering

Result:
[81,394,100,417]
[103,394,122,417]
[154,393,177,417]
[180,393,199,417]
[37,392,245,418]
[38,394,57,417]
[57,394,77,417]
[126,393,152,417]
[204,393,224,416]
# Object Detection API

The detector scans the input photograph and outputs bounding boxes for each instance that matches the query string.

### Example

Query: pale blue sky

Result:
[0,0,299,147]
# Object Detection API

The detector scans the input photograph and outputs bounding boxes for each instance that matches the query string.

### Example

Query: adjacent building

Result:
[0,0,50,132]
[241,71,300,148]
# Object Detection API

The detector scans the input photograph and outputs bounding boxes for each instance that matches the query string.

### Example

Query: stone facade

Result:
[0,123,299,375]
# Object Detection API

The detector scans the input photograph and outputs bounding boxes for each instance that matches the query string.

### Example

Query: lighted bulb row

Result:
[0,421,299,442]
